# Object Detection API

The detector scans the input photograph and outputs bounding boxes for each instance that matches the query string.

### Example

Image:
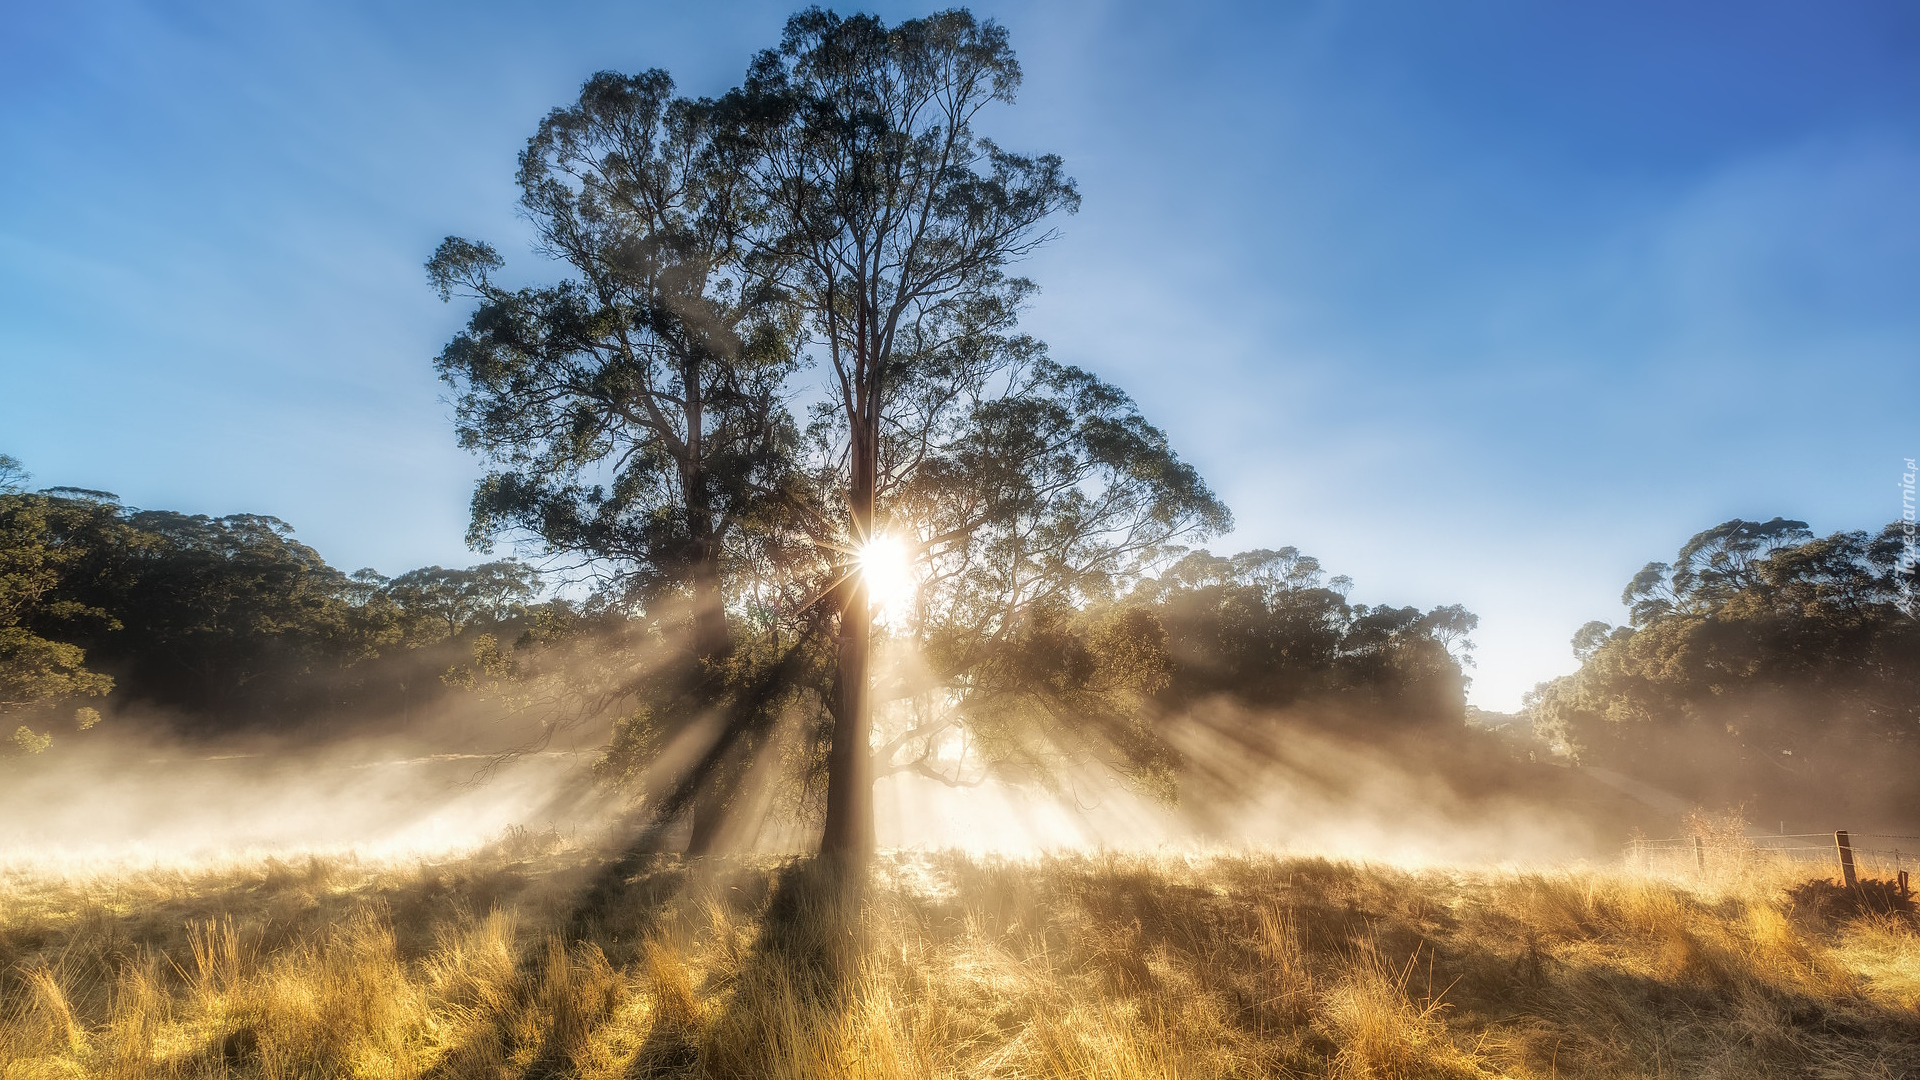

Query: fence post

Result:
[1693,835,1705,873]
[1835,831,1858,888]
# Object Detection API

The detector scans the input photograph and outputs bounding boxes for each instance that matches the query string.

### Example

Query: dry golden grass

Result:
[3,839,1916,1078]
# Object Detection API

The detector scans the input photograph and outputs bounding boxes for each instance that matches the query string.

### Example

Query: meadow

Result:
[4,833,1917,1079]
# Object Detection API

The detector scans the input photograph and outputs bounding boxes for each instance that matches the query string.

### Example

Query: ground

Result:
[3,836,1917,1078]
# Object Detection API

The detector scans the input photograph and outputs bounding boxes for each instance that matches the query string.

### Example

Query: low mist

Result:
[0,735,606,864]
[3,698,1661,870]
[877,700,1659,866]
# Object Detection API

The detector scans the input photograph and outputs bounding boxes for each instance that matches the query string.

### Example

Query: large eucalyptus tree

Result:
[431,11,1230,860]
[726,9,1223,857]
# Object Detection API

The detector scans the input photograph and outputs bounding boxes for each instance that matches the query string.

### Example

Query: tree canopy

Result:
[429,69,798,660]
[0,459,115,752]
[1527,517,1920,821]
[1138,548,1478,725]
[0,462,544,753]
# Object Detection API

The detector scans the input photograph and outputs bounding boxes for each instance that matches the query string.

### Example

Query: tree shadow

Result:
[676,853,869,1076]
[750,853,867,988]
[563,646,805,938]
[418,850,692,1080]
[420,797,742,1077]
[427,640,836,1076]
[415,746,736,1078]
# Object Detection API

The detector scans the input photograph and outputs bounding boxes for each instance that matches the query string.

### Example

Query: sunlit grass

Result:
[3,840,1916,1078]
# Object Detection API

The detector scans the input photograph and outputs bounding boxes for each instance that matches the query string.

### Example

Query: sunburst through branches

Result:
[857,533,916,621]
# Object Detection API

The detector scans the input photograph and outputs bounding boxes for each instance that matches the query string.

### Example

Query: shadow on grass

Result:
[419,847,694,1079]
[420,817,868,1078]
[427,628,877,1074]
[681,854,869,1078]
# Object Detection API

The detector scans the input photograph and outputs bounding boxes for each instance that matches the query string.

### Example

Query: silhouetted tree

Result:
[725,7,1083,858]
[429,70,806,851]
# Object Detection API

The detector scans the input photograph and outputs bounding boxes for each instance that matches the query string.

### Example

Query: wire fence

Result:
[1628,830,1919,884]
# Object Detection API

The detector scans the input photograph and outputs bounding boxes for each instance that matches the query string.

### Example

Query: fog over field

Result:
[2,695,1664,869]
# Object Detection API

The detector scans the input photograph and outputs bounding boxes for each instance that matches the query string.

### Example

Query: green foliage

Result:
[860,542,1474,806]
[1134,548,1478,724]
[8,724,51,754]
[0,628,114,713]
[932,601,1184,800]
[595,702,670,790]
[384,562,541,643]
[0,474,116,750]
[1527,517,1920,816]
[429,67,798,642]
[0,458,542,737]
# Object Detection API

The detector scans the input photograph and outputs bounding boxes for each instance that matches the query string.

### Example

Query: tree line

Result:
[0,454,540,750]
[1526,516,1920,823]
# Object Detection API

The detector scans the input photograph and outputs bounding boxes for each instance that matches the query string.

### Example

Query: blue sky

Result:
[3,1,1916,710]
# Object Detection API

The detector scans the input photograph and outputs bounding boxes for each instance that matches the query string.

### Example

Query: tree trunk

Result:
[689,551,731,668]
[683,549,734,857]
[684,371,731,668]
[820,427,876,861]
[681,367,737,855]
[821,583,872,859]
[684,753,732,857]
